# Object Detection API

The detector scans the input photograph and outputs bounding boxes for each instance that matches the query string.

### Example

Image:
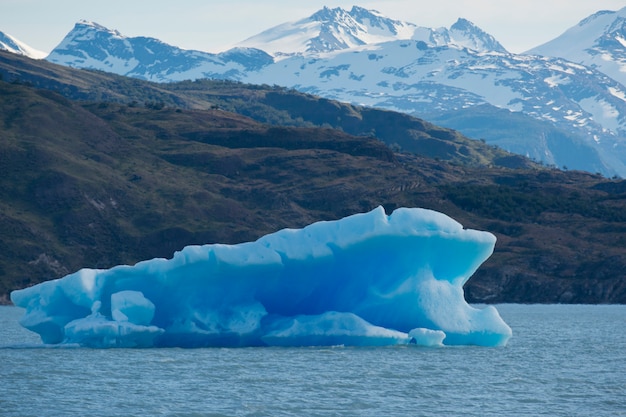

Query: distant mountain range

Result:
[4,6,626,176]
[236,6,507,56]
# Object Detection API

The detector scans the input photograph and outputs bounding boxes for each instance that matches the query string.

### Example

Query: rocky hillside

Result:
[1,51,626,304]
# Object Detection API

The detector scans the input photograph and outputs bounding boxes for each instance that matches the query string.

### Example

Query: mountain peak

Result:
[76,19,107,29]
[238,6,417,56]
[73,20,124,38]
[577,9,623,28]
[349,5,415,36]
[350,5,375,15]
[237,7,505,56]
[451,17,487,34]
[526,6,626,85]
[46,21,271,81]
[0,30,47,59]
[449,18,508,53]
[310,6,351,22]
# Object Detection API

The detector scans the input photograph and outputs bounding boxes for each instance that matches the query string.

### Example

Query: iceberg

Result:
[10,206,512,348]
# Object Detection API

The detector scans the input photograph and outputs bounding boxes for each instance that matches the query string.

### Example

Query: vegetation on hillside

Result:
[1,51,626,304]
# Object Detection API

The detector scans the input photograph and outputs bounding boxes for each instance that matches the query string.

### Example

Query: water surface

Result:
[1,304,624,416]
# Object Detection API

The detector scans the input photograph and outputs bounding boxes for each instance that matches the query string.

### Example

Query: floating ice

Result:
[11,207,512,348]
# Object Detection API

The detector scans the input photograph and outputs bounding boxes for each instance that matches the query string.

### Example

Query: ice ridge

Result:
[11,207,512,348]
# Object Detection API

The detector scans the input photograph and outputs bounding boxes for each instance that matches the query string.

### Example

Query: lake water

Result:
[1,304,625,416]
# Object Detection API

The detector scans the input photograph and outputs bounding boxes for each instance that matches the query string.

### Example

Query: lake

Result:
[1,304,625,416]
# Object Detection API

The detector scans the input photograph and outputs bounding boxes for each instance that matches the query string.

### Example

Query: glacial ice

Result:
[11,206,512,348]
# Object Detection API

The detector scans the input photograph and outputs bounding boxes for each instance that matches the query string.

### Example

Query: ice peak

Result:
[74,20,124,38]
[348,5,391,22]
[563,6,626,39]
[0,30,47,59]
[578,9,622,28]
[449,18,507,53]
[526,5,626,85]
[350,5,376,15]
[309,5,413,31]
[237,5,418,55]
[450,17,477,31]
[310,5,352,22]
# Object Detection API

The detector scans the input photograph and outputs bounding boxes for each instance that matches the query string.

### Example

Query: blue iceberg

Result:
[11,207,512,348]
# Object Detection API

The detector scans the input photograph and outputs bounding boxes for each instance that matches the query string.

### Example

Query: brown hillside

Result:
[0,52,625,304]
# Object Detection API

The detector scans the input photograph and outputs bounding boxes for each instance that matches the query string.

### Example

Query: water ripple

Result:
[1,305,625,417]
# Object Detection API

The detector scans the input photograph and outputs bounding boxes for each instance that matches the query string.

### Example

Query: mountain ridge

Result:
[37,6,626,177]
[527,6,626,86]
[0,30,46,59]
[237,6,506,56]
[0,49,524,169]
[46,20,273,82]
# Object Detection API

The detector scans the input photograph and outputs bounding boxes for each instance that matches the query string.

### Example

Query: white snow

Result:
[238,6,502,57]
[578,96,621,132]
[0,31,47,59]
[527,7,626,85]
[544,75,569,87]
[608,86,626,102]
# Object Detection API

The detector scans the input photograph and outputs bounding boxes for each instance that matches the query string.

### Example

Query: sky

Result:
[2,0,626,55]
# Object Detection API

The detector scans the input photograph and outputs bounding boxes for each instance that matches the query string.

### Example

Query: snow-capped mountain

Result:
[237,6,418,56]
[448,18,507,54]
[527,7,626,86]
[237,6,506,57]
[43,7,626,176]
[243,39,626,175]
[46,20,273,82]
[0,31,46,59]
